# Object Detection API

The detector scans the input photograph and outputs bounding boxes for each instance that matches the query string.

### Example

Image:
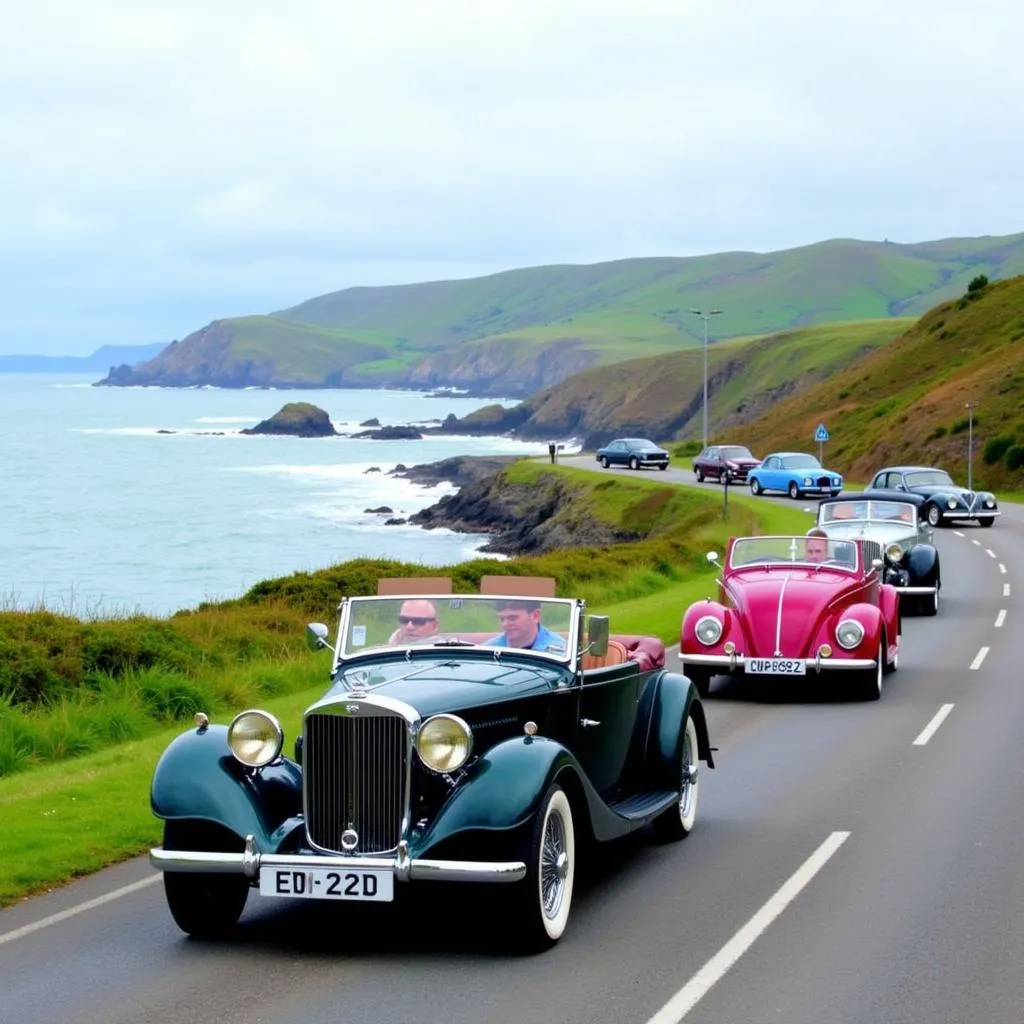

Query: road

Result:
[2,461,1022,1024]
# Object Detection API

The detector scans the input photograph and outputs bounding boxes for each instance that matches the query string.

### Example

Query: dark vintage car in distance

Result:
[816,491,941,615]
[595,438,670,470]
[692,444,761,483]
[148,575,714,950]
[868,466,998,528]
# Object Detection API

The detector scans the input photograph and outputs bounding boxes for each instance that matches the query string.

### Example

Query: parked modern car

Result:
[149,576,714,950]
[680,535,900,701]
[747,452,843,498]
[595,438,670,471]
[868,465,998,528]
[692,444,761,483]
[816,491,940,615]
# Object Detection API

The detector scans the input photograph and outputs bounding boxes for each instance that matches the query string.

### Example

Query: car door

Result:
[761,455,781,490]
[705,446,719,477]
[575,663,641,799]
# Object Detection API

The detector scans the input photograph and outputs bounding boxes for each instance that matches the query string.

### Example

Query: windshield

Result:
[905,470,955,487]
[721,446,754,459]
[729,536,859,571]
[340,594,577,660]
[820,501,916,525]
[782,455,821,469]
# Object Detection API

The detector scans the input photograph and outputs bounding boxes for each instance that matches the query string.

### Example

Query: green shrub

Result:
[671,440,701,457]
[950,416,975,434]
[1004,445,1024,471]
[983,434,1016,464]
[967,274,989,293]
[929,425,948,440]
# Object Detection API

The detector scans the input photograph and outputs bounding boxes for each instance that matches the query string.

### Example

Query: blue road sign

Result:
[814,423,830,443]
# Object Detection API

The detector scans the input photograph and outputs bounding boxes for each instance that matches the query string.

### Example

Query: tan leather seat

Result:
[582,639,630,671]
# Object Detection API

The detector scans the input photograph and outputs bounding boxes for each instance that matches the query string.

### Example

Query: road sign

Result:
[814,423,830,443]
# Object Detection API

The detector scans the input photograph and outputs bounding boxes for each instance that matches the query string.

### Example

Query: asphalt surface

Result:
[3,459,1022,1024]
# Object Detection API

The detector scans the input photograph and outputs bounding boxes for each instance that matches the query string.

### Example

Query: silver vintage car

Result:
[815,491,941,615]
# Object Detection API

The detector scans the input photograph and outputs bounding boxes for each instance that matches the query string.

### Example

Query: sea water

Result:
[0,375,555,617]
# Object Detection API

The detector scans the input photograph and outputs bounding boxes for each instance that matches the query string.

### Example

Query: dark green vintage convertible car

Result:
[149,575,715,949]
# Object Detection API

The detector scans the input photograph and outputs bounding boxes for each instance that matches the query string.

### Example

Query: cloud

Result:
[1,0,1022,352]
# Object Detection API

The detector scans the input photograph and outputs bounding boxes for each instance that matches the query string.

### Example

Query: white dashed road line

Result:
[0,875,161,947]
[970,647,990,671]
[972,539,981,546]
[999,563,1007,574]
[995,610,1006,628]
[986,548,996,558]
[953,530,965,537]
[645,832,851,1024]
[1004,584,1011,597]
[913,704,955,746]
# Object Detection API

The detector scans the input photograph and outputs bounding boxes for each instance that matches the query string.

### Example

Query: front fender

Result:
[907,545,940,586]
[819,602,885,660]
[415,737,576,856]
[151,724,303,849]
[645,671,715,786]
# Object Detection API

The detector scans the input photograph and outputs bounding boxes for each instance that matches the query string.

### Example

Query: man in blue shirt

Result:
[487,599,565,653]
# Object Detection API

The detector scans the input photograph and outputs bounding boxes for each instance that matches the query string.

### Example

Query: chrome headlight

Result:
[417,714,472,773]
[835,619,865,650]
[985,498,995,508]
[803,476,813,486]
[947,496,958,509]
[227,710,284,768]
[695,614,723,646]
[885,542,904,562]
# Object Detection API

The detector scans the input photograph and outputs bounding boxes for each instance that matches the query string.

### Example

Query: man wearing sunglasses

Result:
[388,599,440,644]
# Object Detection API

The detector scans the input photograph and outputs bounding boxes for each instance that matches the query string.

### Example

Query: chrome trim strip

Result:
[895,585,939,594]
[149,846,527,883]
[939,510,999,518]
[774,572,795,656]
[680,652,876,671]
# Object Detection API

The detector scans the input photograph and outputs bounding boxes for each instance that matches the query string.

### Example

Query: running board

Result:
[608,790,678,821]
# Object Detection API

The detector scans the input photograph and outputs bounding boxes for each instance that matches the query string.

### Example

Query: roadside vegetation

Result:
[733,274,1024,490]
[0,467,811,906]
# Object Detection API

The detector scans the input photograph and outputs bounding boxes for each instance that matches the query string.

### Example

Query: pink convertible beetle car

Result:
[680,535,901,701]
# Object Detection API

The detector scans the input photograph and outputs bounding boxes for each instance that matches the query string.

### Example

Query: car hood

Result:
[725,570,858,657]
[819,522,916,546]
[325,656,568,718]
[909,483,994,501]
[723,457,761,468]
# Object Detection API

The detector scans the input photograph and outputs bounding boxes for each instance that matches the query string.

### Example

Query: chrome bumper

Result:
[941,510,999,520]
[895,585,938,594]
[150,835,526,883]
[680,652,875,672]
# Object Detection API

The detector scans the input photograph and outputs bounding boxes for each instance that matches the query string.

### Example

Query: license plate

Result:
[746,658,806,675]
[259,867,394,902]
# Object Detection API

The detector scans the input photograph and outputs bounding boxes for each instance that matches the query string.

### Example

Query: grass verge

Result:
[0,476,812,910]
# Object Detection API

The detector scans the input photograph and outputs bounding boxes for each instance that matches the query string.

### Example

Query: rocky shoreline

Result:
[389,455,635,556]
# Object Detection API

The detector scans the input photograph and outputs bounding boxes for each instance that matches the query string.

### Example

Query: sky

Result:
[2,0,1022,355]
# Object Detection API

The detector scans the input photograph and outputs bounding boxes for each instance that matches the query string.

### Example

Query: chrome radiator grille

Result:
[304,709,408,854]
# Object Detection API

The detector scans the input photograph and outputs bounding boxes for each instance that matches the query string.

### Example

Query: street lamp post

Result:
[966,402,977,490]
[690,309,723,449]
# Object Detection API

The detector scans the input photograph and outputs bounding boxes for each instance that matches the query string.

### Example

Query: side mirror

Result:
[306,622,331,652]
[706,551,720,565]
[585,614,610,657]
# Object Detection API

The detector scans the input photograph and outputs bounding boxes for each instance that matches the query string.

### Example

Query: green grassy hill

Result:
[447,317,914,446]
[733,275,1024,489]
[96,233,1024,393]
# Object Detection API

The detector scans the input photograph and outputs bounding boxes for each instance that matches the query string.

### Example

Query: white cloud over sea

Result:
[1,0,1022,354]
